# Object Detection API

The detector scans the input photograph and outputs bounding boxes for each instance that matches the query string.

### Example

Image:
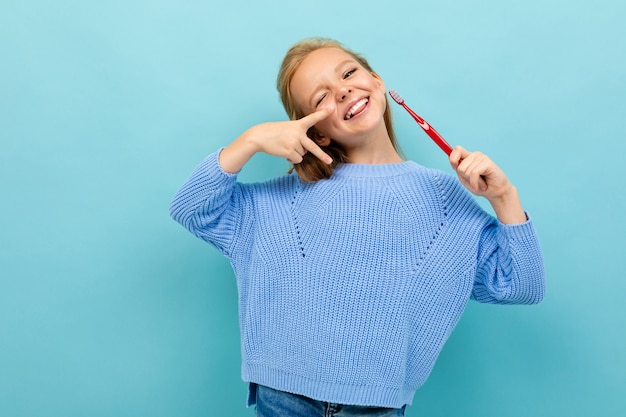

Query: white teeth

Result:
[345,98,368,120]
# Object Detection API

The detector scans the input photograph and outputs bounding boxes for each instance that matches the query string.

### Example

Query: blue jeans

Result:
[254,385,406,417]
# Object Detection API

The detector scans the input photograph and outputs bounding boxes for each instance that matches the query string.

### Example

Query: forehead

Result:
[290,47,357,103]
[298,47,355,72]
[294,48,356,83]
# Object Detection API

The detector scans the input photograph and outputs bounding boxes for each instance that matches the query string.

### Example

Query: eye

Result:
[315,93,327,107]
[343,68,357,79]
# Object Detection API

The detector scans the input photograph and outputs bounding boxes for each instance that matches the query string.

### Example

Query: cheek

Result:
[315,117,337,136]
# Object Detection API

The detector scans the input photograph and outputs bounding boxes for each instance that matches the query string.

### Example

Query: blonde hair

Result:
[277,37,400,182]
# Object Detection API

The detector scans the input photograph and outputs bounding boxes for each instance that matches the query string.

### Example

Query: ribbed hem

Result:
[243,363,415,409]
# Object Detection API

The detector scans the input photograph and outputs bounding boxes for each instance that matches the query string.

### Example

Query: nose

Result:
[336,86,352,102]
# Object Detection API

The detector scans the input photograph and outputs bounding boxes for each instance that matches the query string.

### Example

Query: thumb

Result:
[449,145,469,169]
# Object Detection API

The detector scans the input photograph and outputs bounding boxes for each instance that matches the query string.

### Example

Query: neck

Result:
[346,148,403,164]
[343,131,403,164]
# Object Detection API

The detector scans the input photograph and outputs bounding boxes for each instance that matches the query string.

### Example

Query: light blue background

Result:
[1,0,624,416]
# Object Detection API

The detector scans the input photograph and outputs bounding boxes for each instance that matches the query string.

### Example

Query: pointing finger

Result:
[299,106,335,128]
[302,137,333,164]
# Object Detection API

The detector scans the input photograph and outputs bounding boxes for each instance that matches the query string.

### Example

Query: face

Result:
[289,47,388,149]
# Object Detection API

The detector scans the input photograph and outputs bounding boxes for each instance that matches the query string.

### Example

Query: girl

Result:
[170,37,545,417]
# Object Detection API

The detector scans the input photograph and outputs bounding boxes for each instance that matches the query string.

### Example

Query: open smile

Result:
[344,97,369,120]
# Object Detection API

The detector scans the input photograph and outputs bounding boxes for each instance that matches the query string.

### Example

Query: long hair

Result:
[276,37,400,182]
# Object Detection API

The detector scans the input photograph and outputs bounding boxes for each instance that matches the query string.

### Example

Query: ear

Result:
[308,127,332,147]
[314,134,332,147]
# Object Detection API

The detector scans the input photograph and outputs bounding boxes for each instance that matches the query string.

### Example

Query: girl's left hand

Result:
[449,146,513,201]
[449,146,527,224]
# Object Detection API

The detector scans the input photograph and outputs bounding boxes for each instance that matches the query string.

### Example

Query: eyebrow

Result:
[334,59,354,73]
[308,59,356,108]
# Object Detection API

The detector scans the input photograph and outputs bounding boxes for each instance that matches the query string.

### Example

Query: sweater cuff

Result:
[215,147,242,176]
[497,212,537,240]
[193,148,238,188]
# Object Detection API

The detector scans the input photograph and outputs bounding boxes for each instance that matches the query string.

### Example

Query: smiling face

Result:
[289,47,389,150]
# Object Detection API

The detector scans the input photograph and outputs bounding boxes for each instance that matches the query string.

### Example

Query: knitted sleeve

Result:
[471,216,546,304]
[441,173,546,305]
[169,149,251,257]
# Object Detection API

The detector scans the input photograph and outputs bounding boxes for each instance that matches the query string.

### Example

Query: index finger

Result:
[302,137,333,165]
[299,106,334,128]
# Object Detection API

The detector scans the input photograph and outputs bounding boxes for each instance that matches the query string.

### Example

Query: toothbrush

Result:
[388,90,453,156]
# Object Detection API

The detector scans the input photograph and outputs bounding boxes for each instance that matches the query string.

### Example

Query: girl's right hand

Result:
[219,106,334,173]
[248,106,334,164]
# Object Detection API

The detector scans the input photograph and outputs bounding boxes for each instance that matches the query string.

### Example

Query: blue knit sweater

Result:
[169,150,545,408]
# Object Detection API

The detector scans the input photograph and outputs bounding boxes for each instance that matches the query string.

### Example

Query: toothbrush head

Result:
[388,90,404,105]
[387,89,454,156]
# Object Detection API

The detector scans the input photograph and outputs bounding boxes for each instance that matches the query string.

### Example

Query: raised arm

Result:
[449,146,527,225]
[444,149,545,304]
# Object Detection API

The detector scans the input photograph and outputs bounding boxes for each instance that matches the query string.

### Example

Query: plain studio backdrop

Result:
[1,0,624,416]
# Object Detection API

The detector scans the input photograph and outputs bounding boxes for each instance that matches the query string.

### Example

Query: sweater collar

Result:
[331,160,420,178]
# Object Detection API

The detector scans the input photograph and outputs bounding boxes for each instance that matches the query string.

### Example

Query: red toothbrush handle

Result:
[402,104,453,155]
[422,124,453,156]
